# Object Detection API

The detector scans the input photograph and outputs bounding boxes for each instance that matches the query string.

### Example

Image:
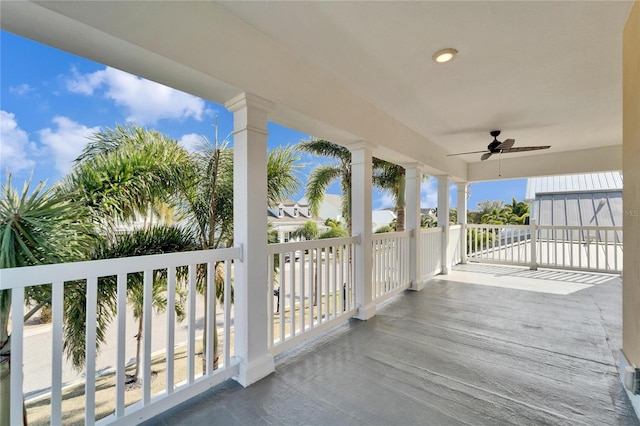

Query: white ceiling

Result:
[1,1,633,181]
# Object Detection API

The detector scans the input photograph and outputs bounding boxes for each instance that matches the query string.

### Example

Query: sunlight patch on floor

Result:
[441,263,618,295]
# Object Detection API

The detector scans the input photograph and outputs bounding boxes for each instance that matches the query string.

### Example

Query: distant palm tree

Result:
[291,220,320,241]
[298,139,352,233]
[502,197,530,224]
[179,135,301,371]
[372,160,407,231]
[0,177,95,425]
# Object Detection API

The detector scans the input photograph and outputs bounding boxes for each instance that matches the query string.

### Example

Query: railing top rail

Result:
[537,225,622,231]
[450,224,462,230]
[421,227,443,234]
[371,230,412,241]
[0,246,242,290]
[266,235,359,255]
[467,224,530,229]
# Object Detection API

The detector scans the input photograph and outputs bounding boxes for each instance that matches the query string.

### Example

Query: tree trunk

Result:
[132,315,143,382]
[396,207,405,232]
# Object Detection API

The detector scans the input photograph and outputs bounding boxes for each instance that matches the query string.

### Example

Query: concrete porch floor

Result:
[145,264,639,425]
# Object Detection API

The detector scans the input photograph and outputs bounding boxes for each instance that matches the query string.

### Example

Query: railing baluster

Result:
[205,262,214,375]
[116,273,127,415]
[279,252,285,342]
[267,255,274,348]
[10,287,25,426]
[143,270,153,403]
[166,268,175,393]
[85,277,98,425]
[324,246,330,321]
[51,281,64,424]
[300,249,306,332]
[290,252,296,337]
[187,265,196,384]
[224,261,232,366]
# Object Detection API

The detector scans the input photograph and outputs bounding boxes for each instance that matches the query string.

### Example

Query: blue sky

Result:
[0,31,526,211]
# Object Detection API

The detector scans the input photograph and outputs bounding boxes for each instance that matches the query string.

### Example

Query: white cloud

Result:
[66,66,207,125]
[179,133,203,152]
[0,110,36,174]
[39,116,99,175]
[376,192,396,209]
[420,179,438,208]
[9,84,34,96]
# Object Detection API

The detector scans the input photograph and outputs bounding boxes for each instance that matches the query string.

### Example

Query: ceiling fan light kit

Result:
[447,130,551,161]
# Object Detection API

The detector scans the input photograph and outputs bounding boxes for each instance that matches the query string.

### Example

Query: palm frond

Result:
[304,165,342,216]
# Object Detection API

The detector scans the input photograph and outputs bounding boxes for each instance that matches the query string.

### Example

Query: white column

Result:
[457,182,469,264]
[437,176,450,274]
[225,92,275,386]
[351,141,376,320]
[405,163,424,291]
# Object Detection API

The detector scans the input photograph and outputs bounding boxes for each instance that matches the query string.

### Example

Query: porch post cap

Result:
[225,92,276,113]
[346,140,378,151]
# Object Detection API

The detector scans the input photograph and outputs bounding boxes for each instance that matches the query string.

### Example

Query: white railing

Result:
[0,248,240,426]
[420,227,442,280]
[266,236,359,355]
[447,225,463,266]
[372,231,411,302]
[537,225,622,272]
[467,224,532,266]
[467,223,623,273]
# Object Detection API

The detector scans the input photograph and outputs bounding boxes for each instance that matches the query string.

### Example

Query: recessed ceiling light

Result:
[432,48,458,63]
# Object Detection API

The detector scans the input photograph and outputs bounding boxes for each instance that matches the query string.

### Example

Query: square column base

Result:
[409,280,424,291]
[355,302,377,321]
[233,352,275,387]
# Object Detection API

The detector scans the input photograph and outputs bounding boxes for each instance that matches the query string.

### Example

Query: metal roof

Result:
[524,172,622,201]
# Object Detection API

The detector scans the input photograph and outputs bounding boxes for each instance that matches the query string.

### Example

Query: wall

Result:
[623,0,640,367]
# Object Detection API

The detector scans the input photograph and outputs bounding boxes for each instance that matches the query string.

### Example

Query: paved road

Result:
[22,296,213,398]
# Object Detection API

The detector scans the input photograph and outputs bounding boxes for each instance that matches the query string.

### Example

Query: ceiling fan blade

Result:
[481,152,493,161]
[501,146,551,153]
[447,150,490,156]
[497,138,515,151]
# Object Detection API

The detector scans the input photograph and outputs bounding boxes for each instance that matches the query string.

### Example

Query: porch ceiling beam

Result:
[467,145,622,182]
[0,0,468,181]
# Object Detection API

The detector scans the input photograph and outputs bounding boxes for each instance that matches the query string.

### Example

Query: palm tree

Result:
[298,139,352,233]
[291,220,320,241]
[0,177,95,425]
[90,226,194,383]
[63,124,191,233]
[501,197,530,224]
[178,135,301,371]
[60,125,192,375]
[372,160,407,231]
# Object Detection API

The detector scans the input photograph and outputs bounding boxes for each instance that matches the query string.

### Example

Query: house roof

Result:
[525,172,623,201]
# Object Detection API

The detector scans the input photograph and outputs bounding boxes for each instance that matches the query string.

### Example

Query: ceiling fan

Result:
[447,130,551,161]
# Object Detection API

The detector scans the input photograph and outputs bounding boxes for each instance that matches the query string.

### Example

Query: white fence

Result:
[467,223,623,273]
[372,231,412,302]
[420,227,443,280]
[448,225,463,266]
[0,248,240,426]
[537,225,622,272]
[266,236,359,355]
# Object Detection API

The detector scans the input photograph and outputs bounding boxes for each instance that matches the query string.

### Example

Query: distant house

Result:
[372,209,397,231]
[268,199,325,242]
[297,194,343,224]
[525,171,623,229]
